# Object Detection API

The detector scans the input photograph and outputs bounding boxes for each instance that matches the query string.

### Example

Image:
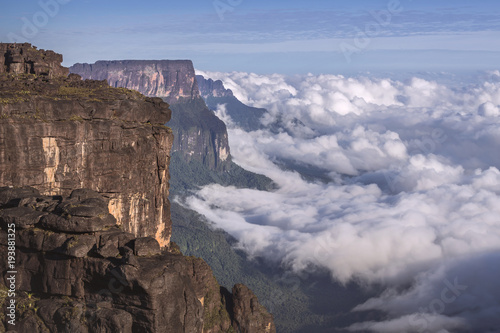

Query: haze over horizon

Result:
[1,0,500,74]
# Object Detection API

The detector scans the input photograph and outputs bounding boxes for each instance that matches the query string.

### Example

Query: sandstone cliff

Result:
[70,60,200,103]
[0,43,69,79]
[0,45,173,247]
[0,43,275,333]
[70,61,231,172]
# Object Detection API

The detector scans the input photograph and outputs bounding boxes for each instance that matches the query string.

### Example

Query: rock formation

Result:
[0,44,173,247]
[70,60,200,103]
[70,61,232,172]
[196,76,234,99]
[0,43,275,332]
[196,75,267,132]
[0,187,275,333]
[0,43,69,79]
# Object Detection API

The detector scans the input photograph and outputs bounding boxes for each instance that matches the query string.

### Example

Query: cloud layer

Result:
[189,70,500,331]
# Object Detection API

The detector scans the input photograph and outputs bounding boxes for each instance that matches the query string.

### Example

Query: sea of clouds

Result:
[189,69,500,332]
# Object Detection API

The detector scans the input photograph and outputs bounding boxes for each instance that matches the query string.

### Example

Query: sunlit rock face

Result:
[70,60,200,103]
[0,44,173,247]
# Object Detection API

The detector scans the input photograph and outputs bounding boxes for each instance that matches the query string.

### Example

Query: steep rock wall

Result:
[70,61,231,172]
[70,60,200,103]
[0,43,275,333]
[0,43,69,78]
[0,44,173,247]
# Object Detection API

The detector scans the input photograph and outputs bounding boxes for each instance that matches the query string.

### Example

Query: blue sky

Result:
[1,0,500,74]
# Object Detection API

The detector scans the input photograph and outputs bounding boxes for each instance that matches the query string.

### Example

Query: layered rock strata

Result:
[0,44,173,246]
[0,43,69,78]
[69,60,200,104]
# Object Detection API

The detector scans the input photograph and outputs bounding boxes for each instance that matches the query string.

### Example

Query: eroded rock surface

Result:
[0,188,275,333]
[70,60,232,173]
[0,44,173,246]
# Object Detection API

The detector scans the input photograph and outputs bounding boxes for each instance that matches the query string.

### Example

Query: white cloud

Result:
[186,71,500,332]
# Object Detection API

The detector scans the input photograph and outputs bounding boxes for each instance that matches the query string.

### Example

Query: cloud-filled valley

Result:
[187,70,500,332]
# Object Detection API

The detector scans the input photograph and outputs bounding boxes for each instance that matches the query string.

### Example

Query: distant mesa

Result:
[70,60,201,103]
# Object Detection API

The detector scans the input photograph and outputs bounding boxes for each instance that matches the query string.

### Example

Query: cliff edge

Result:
[0,43,275,333]
[0,44,173,247]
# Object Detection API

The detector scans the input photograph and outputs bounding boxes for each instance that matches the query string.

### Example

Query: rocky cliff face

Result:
[0,43,69,79]
[0,44,173,247]
[196,75,267,132]
[0,187,275,333]
[70,60,200,103]
[0,43,275,333]
[70,61,231,172]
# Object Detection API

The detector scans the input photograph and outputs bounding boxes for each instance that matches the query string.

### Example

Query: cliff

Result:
[0,43,69,79]
[0,43,275,333]
[196,76,234,99]
[70,60,200,103]
[0,45,173,247]
[70,61,231,173]
[0,187,275,333]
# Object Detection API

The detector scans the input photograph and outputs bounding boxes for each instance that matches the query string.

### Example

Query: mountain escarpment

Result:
[0,187,275,333]
[70,61,230,172]
[0,43,275,333]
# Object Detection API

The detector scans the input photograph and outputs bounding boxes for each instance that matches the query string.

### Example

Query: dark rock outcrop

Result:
[0,43,69,78]
[0,188,275,332]
[196,75,234,99]
[0,45,173,247]
[196,75,267,132]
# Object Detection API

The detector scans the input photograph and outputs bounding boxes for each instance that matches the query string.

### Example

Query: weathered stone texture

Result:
[70,61,232,172]
[0,44,275,333]
[0,64,173,246]
[0,188,275,333]
[0,43,69,78]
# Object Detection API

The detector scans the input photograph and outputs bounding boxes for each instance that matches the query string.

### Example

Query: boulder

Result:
[0,206,47,228]
[133,237,161,257]
[0,186,40,208]
[39,213,117,233]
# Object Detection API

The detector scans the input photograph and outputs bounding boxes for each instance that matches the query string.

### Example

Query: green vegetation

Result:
[0,72,148,107]
[202,275,232,331]
[55,85,143,102]
[0,96,30,105]
[68,115,84,122]
[204,95,266,132]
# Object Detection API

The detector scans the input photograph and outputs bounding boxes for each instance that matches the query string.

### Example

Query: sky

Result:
[1,0,500,74]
